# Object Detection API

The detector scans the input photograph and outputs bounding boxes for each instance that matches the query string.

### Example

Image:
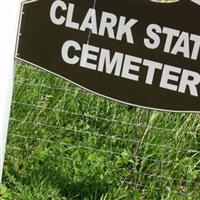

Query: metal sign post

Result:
[0,0,22,182]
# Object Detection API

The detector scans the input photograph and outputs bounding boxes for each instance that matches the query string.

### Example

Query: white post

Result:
[0,0,22,182]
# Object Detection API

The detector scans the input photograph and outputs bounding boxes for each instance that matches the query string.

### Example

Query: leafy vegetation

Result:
[1,62,200,199]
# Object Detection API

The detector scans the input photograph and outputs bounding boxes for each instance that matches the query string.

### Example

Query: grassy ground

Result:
[1,62,200,199]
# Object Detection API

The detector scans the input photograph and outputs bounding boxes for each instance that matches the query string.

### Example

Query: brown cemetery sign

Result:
[16,0,200,112]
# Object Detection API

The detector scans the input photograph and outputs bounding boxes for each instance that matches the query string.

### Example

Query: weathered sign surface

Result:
[16,0,200,112]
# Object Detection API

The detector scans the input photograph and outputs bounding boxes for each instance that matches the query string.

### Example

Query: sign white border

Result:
[15,0,200,114]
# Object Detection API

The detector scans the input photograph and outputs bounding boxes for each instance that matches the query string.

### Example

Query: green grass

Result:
[1,61,200,199]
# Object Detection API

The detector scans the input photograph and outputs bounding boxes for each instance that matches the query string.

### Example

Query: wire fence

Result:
[4,62,200,199]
